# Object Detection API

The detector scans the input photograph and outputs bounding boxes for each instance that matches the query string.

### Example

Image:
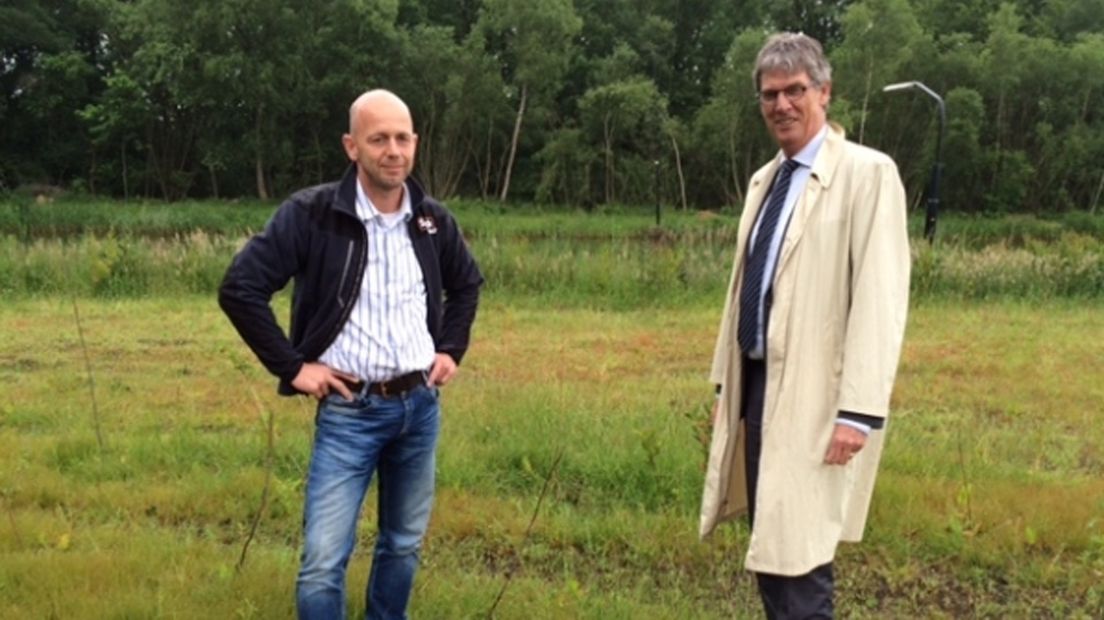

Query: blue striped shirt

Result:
[318,181,435,382]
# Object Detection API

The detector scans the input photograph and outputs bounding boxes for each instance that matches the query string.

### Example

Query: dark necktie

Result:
[737,159,799,355]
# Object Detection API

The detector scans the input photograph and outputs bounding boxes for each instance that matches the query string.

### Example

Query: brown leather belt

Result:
[344,370,427,398]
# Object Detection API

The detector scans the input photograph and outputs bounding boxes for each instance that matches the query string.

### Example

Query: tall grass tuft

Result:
[0,232,240,298]
[1,207,1102,304]
[911,233,1104,300]
[5,230,1103,303]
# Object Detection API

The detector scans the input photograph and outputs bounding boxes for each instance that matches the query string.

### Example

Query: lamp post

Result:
[883,81,945,243]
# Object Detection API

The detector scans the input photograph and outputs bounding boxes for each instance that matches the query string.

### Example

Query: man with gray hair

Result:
[699,33,910,618]
[220,89,482,619]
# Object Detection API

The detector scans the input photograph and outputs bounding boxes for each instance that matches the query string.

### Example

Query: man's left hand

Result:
[427,352,457,387]
[823,424,866,465]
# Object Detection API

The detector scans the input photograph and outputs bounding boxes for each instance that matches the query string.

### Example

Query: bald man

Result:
[220,89,483,619]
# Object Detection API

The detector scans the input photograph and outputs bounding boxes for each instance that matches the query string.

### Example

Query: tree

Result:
[664,117,688,210]
[2,0,1102,213]
[1041,0,1104,41]
[980,3,1031,209]
[1069,33,1104,211]
[18,51,97,185]
[79,72,150,199]
[398,24,511,199]
[0,0,105,189]
[691,29,769,208]
[767,0,855,48]
[535,127,597,206]
[478,0,582,202]
[101,0,401,199]
[831,0,926,144]
[940,87,986,213]
[288,0,404,191]
[578,76,668,205]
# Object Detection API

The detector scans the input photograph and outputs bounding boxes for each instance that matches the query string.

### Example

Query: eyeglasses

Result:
[757,84,809,105]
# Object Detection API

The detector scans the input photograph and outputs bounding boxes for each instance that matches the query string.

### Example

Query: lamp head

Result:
[882,81,918,93]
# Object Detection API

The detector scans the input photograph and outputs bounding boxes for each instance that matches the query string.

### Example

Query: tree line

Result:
[2,0,1103,213]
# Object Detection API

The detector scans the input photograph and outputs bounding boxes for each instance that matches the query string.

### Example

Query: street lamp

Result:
[883,81,945,243]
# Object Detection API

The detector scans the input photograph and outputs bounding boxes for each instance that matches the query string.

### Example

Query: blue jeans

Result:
[296,385,440,620]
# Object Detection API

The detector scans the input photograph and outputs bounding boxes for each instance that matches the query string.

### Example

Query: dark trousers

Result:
[742,357,834,620]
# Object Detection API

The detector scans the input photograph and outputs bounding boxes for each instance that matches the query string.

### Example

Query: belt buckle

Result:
[378,380,390,398]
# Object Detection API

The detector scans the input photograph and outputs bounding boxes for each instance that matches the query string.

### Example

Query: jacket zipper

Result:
[335,241,355,308]
[317,219,368,358]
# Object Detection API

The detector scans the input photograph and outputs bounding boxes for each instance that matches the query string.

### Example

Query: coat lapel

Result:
[726,159,779,322]
[777,124,845,274]
[740,160,780,257]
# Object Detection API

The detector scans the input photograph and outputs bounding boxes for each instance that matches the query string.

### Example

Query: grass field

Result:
[2,294,1102,619]
[4,196,1104,306]
[4,196,1104,246]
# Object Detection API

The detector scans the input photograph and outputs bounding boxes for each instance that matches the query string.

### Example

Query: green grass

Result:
[0,195,733,240]
[2,197,1102,303]
[2,228,1103,303]
[4,194,1104,245]
[0,196,275,238]
[1,203,1102,616]
[2,297,1102,618]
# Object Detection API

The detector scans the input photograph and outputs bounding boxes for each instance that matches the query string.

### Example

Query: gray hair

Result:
[752,32,832,91]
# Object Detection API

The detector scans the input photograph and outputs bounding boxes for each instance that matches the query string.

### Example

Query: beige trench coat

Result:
[699,124,910,576]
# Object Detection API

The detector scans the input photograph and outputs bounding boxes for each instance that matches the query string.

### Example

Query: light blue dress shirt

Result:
[742,125,871,435]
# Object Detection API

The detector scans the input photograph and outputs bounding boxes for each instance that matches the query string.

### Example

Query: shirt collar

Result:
[355,180,413,225]
[780,123,829,170]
